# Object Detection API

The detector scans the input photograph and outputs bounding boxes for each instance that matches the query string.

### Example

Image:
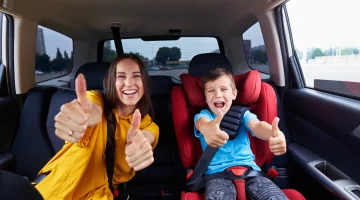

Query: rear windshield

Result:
[102,37,220,79]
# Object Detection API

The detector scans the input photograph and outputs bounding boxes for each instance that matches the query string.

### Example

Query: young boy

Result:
[194,68,288,200]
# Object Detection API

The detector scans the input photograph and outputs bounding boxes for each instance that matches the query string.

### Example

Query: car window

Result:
[243,22,270,74]
[287,0,360,99]
[35,26,73,82]
[103,37,220,79]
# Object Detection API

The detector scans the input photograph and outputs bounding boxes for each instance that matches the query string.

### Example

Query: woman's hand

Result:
[54,74,100,143]
[125,109,154,171]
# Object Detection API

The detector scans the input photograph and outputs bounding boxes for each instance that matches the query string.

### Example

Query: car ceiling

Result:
[1,0,284,39]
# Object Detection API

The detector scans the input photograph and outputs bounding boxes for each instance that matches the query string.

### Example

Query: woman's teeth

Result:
[123,90,137,95]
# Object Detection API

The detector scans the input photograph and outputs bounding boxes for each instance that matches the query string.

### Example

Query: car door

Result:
[0,13,20,170]
[278,1,360,199]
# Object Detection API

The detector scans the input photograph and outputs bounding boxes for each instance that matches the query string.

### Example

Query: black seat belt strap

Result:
[186,106,250,192]
[111,26,124,55]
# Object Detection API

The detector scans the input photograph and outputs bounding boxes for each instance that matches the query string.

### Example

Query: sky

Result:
[286,0,360,51]
[41,26,73,60]
[40,0,360,60]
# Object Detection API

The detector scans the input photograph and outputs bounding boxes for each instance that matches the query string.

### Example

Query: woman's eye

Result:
[117,76,125,79]
[133,75,141,78]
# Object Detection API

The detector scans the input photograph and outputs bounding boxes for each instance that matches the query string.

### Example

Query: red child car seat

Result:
[171,53,305,200]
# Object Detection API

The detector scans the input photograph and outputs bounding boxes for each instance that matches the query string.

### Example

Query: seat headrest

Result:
[188,53,233,77]
[150,76,174,96]
[180,70,261,108]
[75,62,111,90]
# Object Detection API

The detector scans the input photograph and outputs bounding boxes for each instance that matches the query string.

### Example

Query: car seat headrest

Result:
[74,62,111,90]
[180,70,261,108]
[188,53,233,77]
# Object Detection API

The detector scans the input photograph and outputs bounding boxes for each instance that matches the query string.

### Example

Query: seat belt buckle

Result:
[267,166,279,178]
[227,166,247,176]
[113,189,119,197]
[186,169,193,180]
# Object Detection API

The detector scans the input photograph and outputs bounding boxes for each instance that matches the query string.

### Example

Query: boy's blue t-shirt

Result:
[194,109,261,175]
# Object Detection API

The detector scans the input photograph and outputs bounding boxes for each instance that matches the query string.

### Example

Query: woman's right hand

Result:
[54,74,93,143]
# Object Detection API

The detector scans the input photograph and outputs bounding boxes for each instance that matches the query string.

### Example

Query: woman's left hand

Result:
[125,109,154,171]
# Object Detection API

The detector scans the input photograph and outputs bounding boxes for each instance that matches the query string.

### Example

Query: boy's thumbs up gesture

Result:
[125,109,154,171]
[199,108,229,148]
[269,117,287,156]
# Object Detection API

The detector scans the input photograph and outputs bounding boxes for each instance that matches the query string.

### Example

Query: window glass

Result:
[243,22,270,74]
[287,0,360,98]
[103,37,220,78]
[35,25,73,82]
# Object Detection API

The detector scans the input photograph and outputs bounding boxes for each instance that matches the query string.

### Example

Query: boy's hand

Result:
[201,108,229,148]
[269,117,287,156]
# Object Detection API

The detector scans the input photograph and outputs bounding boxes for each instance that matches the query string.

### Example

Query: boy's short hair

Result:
[202,68,236,90]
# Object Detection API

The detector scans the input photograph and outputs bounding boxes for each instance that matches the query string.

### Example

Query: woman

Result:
[35,54,159,200]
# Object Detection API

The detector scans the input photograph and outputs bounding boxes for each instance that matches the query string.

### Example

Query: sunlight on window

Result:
[287,0,360,98]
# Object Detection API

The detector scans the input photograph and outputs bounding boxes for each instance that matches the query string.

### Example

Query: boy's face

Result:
[204,75,237,114]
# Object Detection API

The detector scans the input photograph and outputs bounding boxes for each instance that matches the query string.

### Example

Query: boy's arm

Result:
[195,109,229,147]
[195,116,210,134]
[248,117,287,155]
[247,119,273,140]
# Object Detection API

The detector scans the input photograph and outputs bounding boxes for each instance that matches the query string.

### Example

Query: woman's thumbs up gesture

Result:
[125,109,154,171]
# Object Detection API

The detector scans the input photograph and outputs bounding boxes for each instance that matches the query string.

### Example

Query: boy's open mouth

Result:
[123,89,137,95]
[214,101,225,108]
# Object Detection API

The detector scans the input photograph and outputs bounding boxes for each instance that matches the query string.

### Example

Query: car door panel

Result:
[284,88,360,199]
[0,96,19,169]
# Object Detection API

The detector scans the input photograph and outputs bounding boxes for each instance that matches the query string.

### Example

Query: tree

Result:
[35,53,51,72]
[155,47,169,65]
[56,48,63,60]
[128,52,150,66]
[353,48,359,55]
[155,47,182,65]
[309,48,325,59]
[341,48,353,55]
[169,47,181,61]
[251,48,267,64]
[325,48,335,56]
[103,47,117,62]
[64,51,70,60]
[128,52,149,61]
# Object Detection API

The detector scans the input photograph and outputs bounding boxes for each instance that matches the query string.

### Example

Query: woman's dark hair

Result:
[102,53,154,147]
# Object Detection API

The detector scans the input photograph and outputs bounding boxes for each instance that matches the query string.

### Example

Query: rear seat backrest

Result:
[11,87,58,179]
[11,62,109,179]
[125,76,186,197]
[188,53,233,76]
[72,62,110,90]
[46,88,77,152]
